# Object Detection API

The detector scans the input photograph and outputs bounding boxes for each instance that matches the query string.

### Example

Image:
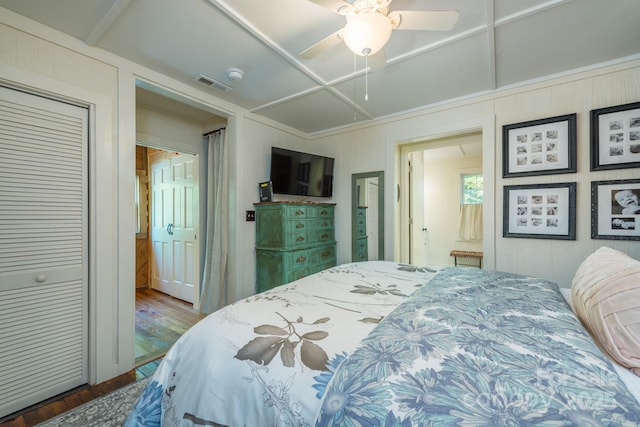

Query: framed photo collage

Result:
[502,102,640,241]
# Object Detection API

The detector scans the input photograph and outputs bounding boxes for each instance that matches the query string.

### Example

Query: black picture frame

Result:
[590,101,640,171]
[503,182,576,240]
[502,113,577,178]
[591,179,640,240]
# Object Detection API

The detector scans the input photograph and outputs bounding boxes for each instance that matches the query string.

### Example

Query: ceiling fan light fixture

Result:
[343,12,392,56]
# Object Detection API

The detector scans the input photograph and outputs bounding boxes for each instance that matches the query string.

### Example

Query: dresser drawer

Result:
[309,244,336,265]
[287,248,314,268]
[257,214,331,249]
[282,217,333,231]
[283,231,311,247]
[282,218,313,232]
[316,205,334,220]
[283,205,310,218]
[280,221,334,248]
[316,217,333,231]
[256,249,310,292]
[316,226,334,243]
[287,268,311,284]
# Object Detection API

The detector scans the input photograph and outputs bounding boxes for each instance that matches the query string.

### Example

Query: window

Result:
[461,173,483,204]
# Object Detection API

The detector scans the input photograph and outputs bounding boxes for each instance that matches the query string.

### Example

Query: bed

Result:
[125,248,640,426]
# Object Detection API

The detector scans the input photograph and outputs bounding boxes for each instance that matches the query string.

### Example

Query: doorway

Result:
[133,83,226,366]
[399,132,483,268]
[134,145,202,365]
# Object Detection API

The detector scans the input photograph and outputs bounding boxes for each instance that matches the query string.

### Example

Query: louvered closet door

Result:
[0,86,88,418]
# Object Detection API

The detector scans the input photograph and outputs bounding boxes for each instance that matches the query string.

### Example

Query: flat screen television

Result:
[269,147,335,198]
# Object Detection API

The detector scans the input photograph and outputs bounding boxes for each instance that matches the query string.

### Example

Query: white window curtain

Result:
[200,129,229,314]
[458,204,483,241]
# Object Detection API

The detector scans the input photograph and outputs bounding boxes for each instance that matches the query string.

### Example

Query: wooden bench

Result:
[450,250,483,268]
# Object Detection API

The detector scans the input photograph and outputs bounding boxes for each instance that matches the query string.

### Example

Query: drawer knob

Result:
[36,274,48,283]
[296,256,307,263]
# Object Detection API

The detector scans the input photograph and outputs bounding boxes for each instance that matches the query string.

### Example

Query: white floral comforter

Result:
[126,263,640,426]
[125,261,436,426]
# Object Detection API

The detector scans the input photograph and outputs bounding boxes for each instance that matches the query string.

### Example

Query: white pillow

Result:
[562,287,640,402]
[571,246,640,376]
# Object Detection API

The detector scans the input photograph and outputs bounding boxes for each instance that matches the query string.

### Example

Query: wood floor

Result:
[0,288,205,427]
[135,288,206,365]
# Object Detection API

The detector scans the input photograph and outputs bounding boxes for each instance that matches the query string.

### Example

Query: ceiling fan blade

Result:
[299,29,344,59]
[306,0,349,13]
[389,10,459,31]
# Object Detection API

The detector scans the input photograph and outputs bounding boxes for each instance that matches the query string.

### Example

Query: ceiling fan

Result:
[300,0,459,61]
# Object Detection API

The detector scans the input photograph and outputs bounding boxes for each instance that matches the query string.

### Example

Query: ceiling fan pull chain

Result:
[353,53,358,120]
[365,53,369,101]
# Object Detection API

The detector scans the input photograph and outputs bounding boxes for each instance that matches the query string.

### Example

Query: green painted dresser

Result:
[255,202,336,292]
[354,206,368,261]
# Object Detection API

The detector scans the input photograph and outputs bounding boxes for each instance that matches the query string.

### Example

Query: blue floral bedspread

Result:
[314,267,640,426]
[125,264,640,426]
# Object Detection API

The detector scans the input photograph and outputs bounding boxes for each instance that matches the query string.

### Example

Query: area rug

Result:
[36,377,150,427]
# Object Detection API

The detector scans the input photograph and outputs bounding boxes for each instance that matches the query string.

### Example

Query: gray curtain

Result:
[200,129,229,314]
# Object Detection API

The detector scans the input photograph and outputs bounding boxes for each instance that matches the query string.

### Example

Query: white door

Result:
[150,152,199,305]
[0,86,88,418]
[150,158,172,295]
[409,152,428,265]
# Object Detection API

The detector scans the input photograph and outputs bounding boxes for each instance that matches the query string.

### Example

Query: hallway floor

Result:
[135,288,206,366]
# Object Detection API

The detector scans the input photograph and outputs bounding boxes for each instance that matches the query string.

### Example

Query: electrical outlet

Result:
[245,210,256,222]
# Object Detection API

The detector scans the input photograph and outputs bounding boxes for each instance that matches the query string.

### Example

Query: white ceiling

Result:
[2,0,639,134]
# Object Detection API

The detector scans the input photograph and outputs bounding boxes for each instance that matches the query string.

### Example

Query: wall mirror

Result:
[352,171,384,261]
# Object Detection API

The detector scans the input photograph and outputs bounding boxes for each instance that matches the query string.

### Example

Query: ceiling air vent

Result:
[194,74,231,92]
